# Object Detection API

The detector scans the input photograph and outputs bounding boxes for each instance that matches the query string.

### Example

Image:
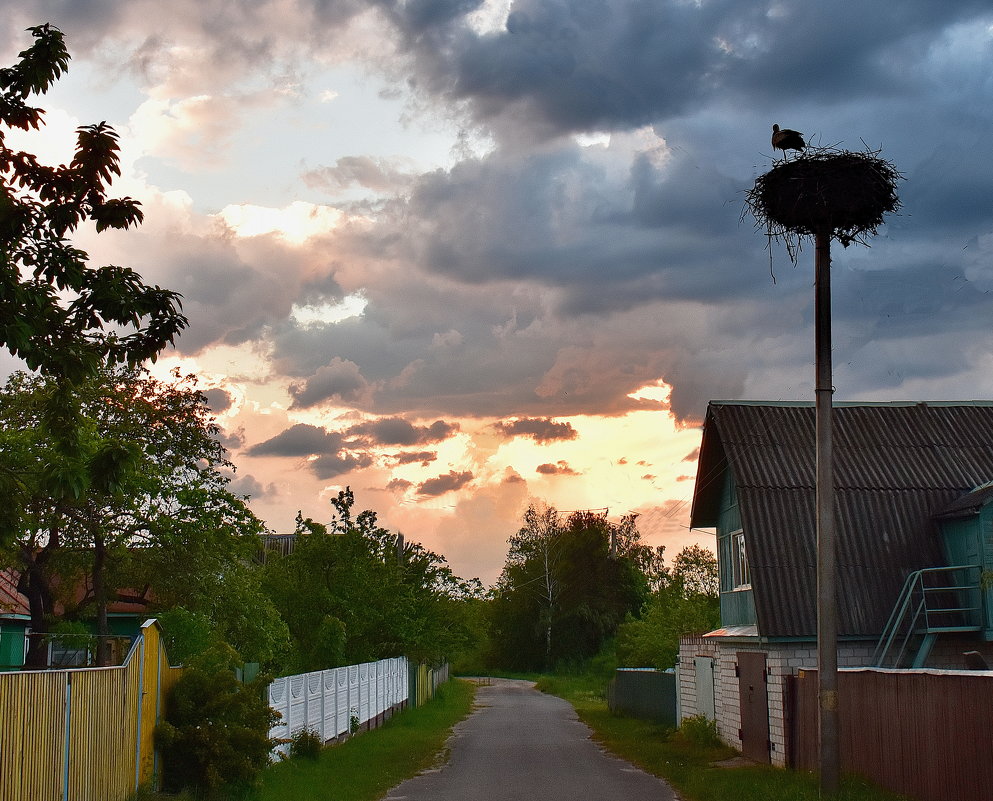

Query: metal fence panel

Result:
[607,669,677,726]
[793,668,993,801]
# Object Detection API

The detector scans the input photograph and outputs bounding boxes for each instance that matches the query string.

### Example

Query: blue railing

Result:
[872,565,982,668]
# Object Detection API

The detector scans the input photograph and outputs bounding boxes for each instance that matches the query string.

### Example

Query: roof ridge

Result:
[710,399,993,407]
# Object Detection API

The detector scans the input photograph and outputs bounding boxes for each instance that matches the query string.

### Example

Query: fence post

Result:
[61,672,72,801]
[134,634,145,792]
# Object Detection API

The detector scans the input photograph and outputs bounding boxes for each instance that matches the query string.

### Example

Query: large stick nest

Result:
[744,146,903,258]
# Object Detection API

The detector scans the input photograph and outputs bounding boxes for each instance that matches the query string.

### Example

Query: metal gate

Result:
[737,651,770,763]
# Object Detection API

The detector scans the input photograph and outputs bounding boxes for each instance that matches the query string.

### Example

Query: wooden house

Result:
[678,400,993,765]
[0,567,146,670]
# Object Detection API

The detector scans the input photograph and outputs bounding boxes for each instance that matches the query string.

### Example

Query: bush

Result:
[679,714,722,748]
[154,646,278,799]
[289,728,323,760]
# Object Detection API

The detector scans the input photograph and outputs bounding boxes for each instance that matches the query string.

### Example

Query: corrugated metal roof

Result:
[691,401,993,638]
[934,481,993,519]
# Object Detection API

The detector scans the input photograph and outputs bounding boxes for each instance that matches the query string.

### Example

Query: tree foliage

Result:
[488,504,650,671]
[615,544,720,670]
[0,365,286,666]
[1,23,186,381]
[264,489,483,672]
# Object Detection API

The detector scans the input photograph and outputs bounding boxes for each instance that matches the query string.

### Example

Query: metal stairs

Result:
[872,565,983,668]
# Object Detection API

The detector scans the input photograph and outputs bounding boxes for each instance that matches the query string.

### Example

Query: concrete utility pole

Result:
[745,141,901,799]
[814,228,839,796]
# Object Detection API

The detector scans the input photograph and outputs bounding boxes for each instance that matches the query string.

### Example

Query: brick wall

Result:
[677,636,718,723]
[677,636,880,767]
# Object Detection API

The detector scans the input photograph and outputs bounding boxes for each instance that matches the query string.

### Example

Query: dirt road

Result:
[383,678,677,801]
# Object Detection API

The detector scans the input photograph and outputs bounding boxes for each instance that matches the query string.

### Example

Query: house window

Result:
[731,529,751,590]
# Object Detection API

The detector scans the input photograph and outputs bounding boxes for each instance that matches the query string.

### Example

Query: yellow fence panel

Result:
[64,655,142,801]
[0,619,181,801]
[0,669,66,801]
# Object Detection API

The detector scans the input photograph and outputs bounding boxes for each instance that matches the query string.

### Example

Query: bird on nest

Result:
[771,124,805,158]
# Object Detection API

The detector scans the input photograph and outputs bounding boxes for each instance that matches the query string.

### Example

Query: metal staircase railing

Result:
[872,565,982,668]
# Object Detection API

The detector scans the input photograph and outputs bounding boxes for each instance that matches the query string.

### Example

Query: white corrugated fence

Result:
[267,656,409,757]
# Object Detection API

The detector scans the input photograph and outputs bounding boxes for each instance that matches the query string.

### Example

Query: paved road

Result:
[383,678,678,801]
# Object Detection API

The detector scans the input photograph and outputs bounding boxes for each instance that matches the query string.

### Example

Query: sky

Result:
[3,1,993,586]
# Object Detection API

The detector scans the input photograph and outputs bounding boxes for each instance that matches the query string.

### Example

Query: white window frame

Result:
[730,529,751,590]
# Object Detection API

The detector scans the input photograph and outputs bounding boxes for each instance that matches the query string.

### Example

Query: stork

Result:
[772,124,805,157]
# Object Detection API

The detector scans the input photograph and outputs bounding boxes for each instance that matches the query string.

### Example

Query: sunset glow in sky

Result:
[4,2,993,584]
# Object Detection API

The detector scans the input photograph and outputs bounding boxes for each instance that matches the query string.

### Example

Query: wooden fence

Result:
[412,661,449,708]
[790,667,993,801]
[2,635,447,796]
[0,619,181,801]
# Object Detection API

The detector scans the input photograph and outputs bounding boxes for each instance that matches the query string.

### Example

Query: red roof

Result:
[0,567,149,619]
[0,569,30,617]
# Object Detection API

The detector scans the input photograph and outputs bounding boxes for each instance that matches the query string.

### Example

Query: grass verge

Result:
[241,679,476,801]
[536,674,909,801]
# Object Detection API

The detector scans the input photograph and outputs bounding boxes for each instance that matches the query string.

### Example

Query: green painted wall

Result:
[716,470,756,627]
[0,622,27,671]
[939,510,993,639]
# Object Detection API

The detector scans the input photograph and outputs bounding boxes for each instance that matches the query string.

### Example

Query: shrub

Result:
[679,714,722,748]
[289,728,323,760]
[154,646,278,799]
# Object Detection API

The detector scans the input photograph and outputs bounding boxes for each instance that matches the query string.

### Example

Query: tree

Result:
[1,23,186,381]
[489,505,649,671]
[264,489,482,672]
[0,365,286,667]
[671,544,719,596]
[615,545,719,669]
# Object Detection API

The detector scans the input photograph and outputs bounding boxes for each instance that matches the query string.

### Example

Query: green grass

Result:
[536,674,909,801]
[240,679,476,801]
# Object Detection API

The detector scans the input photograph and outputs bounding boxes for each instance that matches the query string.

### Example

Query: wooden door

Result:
[737,651,770,763]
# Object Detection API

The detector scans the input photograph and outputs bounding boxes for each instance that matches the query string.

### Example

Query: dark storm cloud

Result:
[302,156,417,194]
[346,417,458,445]
[311,451,375,479]
[91,209,348,357]
[247,423,342,457]
[12,0,993,430]
[417,470,474,496]
[399,144,762,316]
[203,387,233,412]
[2,1,369,88]
[536,461,579,476]
[268,275,664,419]
[383,0,993,141]
[390,451,437,466]
[228,473,277,499]
[289,359,369,408]
[11,1,990,146]
[494,417,577,443]
[215,426,246,451]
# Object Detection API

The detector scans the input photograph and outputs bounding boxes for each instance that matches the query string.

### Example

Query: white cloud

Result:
[215,202,346,244]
